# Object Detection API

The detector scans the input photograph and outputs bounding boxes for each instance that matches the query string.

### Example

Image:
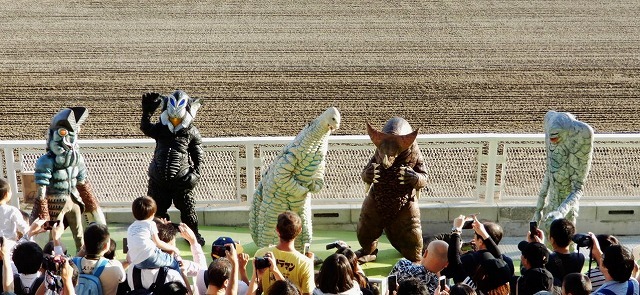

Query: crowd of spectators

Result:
[1,177,640,295]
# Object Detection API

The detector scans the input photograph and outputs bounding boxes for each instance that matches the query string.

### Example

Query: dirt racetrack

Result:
[1,1,639,140]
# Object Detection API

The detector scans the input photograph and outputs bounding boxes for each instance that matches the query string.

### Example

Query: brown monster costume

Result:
[356,117,428,262]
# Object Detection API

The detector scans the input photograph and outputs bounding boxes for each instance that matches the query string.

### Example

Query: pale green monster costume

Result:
[533,111,594,232]
[250,107,340,250]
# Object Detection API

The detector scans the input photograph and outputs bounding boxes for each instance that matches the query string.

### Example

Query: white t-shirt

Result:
[75,257,126,295]
[127,219,158,264]
[0,203,29,240]
[126,266,185,290]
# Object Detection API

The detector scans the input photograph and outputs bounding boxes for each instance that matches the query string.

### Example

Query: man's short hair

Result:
[132,196,157,220]
[397,277,429,295]
[483,221,504,245]
[602,244,634,282]
[207,258,232,288]
[562,273,592,295]
[549,218,575,248]
[276,211,302,242]
[12,242,44,274]
[155,219,178,243]
[84,223,110,256]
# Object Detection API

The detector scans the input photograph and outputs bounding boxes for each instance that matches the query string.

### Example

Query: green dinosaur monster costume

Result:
[533,111,594,233]
[250,107,340,250]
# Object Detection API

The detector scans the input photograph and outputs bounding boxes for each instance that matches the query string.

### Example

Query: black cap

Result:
[521,267,554,293]
[518,241,550,268]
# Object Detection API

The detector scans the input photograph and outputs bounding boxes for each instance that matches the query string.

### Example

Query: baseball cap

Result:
[211,237,244,258]
[473,251,512,292]
[522,267,554,293]
[518,241,550,268]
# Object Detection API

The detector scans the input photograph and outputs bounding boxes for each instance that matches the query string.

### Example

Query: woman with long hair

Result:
[314,253,362,295]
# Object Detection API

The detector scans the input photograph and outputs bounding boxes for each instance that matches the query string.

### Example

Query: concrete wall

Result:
[104,201,640,237]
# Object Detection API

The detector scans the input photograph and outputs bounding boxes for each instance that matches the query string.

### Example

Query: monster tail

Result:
[249,181,264,245]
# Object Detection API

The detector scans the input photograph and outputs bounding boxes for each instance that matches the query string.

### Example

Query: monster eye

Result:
[178,99,186,107]
[57,128,68,137]
[169,97,177,107]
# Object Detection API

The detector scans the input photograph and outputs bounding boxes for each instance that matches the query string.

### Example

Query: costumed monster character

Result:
[31,107,106,249]
[533,111,594,233]
[140,90,205,246]
[356,117,428,263]
[249,107,340,250]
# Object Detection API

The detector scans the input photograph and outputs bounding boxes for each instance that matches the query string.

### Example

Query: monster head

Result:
[367,117,419,169]
[543,111,593,151]
[47,107,88,166]
[160,90,201,133]
[319,106,341,132]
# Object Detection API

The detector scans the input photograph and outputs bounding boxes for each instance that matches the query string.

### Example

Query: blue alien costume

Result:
[31,107,106,249]
[140,90,205,246]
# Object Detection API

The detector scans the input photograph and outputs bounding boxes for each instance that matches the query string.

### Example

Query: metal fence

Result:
[3,133,640,209]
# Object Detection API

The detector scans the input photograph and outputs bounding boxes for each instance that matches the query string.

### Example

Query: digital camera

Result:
[572,233,592,248]
[254,256,271,269]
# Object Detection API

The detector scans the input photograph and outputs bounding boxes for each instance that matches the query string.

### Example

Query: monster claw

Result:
[400,181,405,184]
[372,163,380,168]
[373,180,378,183]
[398,176,404,181]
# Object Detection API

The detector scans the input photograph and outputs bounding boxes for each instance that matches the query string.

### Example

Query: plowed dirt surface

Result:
[1,1,639,140]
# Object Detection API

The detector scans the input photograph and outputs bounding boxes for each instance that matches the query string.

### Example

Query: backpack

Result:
[13,273,45,295]
[72,257,108,295]
[128,266,168,295]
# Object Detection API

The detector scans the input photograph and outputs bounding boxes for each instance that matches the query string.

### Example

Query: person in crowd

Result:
[562,273,592,295]
[313,253,362,295]
[103,238,117,260]
[73,223,126,295]
[448,283,477,295]
[155,281,189,295]
[388,239,449,295]
[395,277,428,295]
[0,178,30,271]
[245,253,284,295]
[2,239,45,295]
[127,196,181,271]
[448,215,511,293]
[516,240,554,295]
[585,234,619,289]
[126,221,187,292]
[196,237,249,295]
[588,236,639,295]
[546,218,584,287]
[202,251,239,295]
[266,279,302,295]
[253,211,314,295]
[336,247,375,295]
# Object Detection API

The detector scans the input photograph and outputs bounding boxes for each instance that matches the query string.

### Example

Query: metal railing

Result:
[3,133,640,209]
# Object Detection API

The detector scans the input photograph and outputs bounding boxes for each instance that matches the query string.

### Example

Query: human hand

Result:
[51,219,65,241]
[453,215,465,230]
[177,223,196,244]
[225,243,238,264]
[472,216,489,240]
[238,253,250,269]
[60,258,74,285]
[28,218,47,238]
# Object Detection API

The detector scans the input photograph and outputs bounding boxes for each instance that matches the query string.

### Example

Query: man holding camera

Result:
[196,237,250,295]
[253,211,314,295]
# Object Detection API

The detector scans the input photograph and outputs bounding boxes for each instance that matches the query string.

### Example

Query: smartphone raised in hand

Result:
[43,220,60,230]
[387,275,397,293]
[529,221,538,239]
[122,238,128,254]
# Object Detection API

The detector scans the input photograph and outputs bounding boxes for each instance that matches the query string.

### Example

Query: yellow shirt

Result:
[255,246,315,294]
